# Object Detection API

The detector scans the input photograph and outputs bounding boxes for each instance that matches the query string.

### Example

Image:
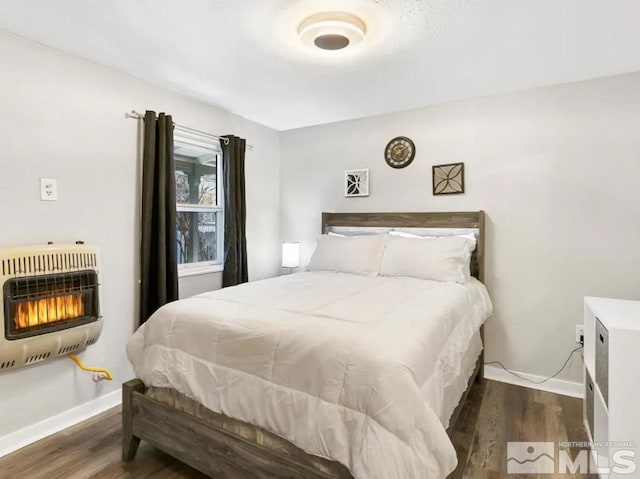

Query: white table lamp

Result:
[282,242,300,273]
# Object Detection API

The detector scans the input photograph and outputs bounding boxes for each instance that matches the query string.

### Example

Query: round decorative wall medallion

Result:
[384,136,415,169]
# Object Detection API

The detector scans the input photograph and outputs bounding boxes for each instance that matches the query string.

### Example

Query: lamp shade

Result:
[281,242,300,268]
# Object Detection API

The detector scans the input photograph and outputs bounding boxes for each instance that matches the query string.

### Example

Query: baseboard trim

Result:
[0,388,122,458]
[484,365,583,398]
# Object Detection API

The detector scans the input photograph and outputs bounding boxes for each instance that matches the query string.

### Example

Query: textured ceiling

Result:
[1,0,640,130]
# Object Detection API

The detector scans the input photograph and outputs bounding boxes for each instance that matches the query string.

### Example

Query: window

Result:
[174,126,224,276]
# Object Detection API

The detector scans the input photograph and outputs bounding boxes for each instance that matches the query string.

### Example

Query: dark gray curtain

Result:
[140,110,179,324]
[221,135,248,287]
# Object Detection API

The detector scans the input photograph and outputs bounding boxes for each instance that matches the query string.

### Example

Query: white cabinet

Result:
[584,297,640,478]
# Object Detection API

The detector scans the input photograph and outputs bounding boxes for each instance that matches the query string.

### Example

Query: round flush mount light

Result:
[298,12,367,51]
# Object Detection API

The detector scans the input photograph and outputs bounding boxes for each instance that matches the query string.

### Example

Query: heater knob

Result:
[47,241,53,245]
[75,241,85,245]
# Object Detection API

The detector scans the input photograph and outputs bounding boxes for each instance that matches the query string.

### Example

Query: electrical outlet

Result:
[40,178,58,201]
[575,324,584,345]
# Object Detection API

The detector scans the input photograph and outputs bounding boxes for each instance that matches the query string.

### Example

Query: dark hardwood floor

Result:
[448,380,594,479]
[0,380,592,478]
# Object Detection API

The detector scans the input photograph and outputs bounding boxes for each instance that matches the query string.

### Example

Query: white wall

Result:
[280,72,640,385]
[0,31,280,437]
[178,273,223,299]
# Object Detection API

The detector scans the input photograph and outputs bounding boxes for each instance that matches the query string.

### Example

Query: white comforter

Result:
[127,272,492,479]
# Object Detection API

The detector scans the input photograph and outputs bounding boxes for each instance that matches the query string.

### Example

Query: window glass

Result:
[174,129,223,269]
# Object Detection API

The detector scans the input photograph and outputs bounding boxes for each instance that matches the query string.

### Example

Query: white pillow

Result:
[388,230,476,280]
[389,230,477,251]
[307,234,387,277]
[380,235,474,283]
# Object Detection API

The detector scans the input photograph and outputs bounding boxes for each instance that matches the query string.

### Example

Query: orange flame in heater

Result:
[14,294,84,330]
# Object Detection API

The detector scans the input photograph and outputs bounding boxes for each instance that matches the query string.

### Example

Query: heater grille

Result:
[0,360,15,369]
[25,352,51,364]
[0,252,97,276]
[58,343,82,355]
[3,270,99,340]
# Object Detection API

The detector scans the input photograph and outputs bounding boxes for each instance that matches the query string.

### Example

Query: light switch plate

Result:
[40,178,58,201]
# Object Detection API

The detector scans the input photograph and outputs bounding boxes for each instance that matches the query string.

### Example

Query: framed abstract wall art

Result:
[432,162,464,195]
[344,169,370,197]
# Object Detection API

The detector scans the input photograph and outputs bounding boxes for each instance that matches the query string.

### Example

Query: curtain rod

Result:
[125,110,254,150]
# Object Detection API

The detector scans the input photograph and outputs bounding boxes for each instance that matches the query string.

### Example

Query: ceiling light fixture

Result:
[298,12,367,51]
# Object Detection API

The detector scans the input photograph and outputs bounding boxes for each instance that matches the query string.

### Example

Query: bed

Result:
[123,211,492,479]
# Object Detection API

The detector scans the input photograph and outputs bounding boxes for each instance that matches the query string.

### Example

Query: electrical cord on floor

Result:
[485,345,583,385]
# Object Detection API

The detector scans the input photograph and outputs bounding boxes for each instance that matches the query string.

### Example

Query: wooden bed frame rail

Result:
[122,379,352,478]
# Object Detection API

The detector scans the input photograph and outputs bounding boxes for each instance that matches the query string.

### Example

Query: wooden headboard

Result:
[321,211,485,283]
